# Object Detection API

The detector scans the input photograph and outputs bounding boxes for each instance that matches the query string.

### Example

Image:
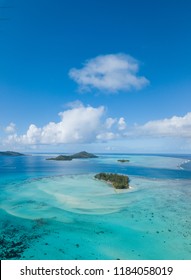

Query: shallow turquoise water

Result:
[0,154,191,259]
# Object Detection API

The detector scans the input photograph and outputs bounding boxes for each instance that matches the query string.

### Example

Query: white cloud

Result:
[5,103,131,147]
[69,53,149,93]
[5,122,16,134]
[105,117,117,129]
[96,132,117,141]
[65,100,84,109]
[118,117,126,130]
[138,112,191,137]
[6,104,191,151]
[10,105,105,145]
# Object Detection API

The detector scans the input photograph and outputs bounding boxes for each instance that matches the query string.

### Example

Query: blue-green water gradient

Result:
[0,154,191,260]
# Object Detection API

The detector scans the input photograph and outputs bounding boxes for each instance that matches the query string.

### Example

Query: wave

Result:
[179,159,191,170]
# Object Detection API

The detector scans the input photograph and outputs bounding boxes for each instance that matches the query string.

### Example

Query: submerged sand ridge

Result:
[1,174,132,218]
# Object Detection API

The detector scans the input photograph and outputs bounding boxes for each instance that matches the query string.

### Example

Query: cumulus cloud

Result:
[69,53,149,93]
[118,117,126,131]
[5,122,16,134]
[5,111,191,152]
[105,117,117,129]
[6,104,128,146]
[9,105,104,145]
[138,112,191,137]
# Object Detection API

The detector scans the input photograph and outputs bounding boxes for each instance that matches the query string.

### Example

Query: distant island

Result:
[0,151,25,156]
[117,159,130,163]
[47,151,98,161]
[95,172,130,189]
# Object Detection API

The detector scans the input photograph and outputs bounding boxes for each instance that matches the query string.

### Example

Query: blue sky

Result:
[0,0,191,153]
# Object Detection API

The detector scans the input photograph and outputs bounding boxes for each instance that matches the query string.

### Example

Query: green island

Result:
[117,159,130,163]
[0,151,25,156]
[46,151,98,161]
[94,172,130,189]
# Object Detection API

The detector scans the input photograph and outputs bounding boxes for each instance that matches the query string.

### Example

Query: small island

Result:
[47,151,98,161]
[117,159,130,163]
[47,155,73,161]
[0,151,25,156]
[94,172,130,189]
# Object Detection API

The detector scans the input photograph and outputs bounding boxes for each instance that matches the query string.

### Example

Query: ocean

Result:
[0,153,191,260]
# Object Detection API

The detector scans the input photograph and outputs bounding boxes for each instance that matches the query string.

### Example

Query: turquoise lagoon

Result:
[0,154,191,260]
